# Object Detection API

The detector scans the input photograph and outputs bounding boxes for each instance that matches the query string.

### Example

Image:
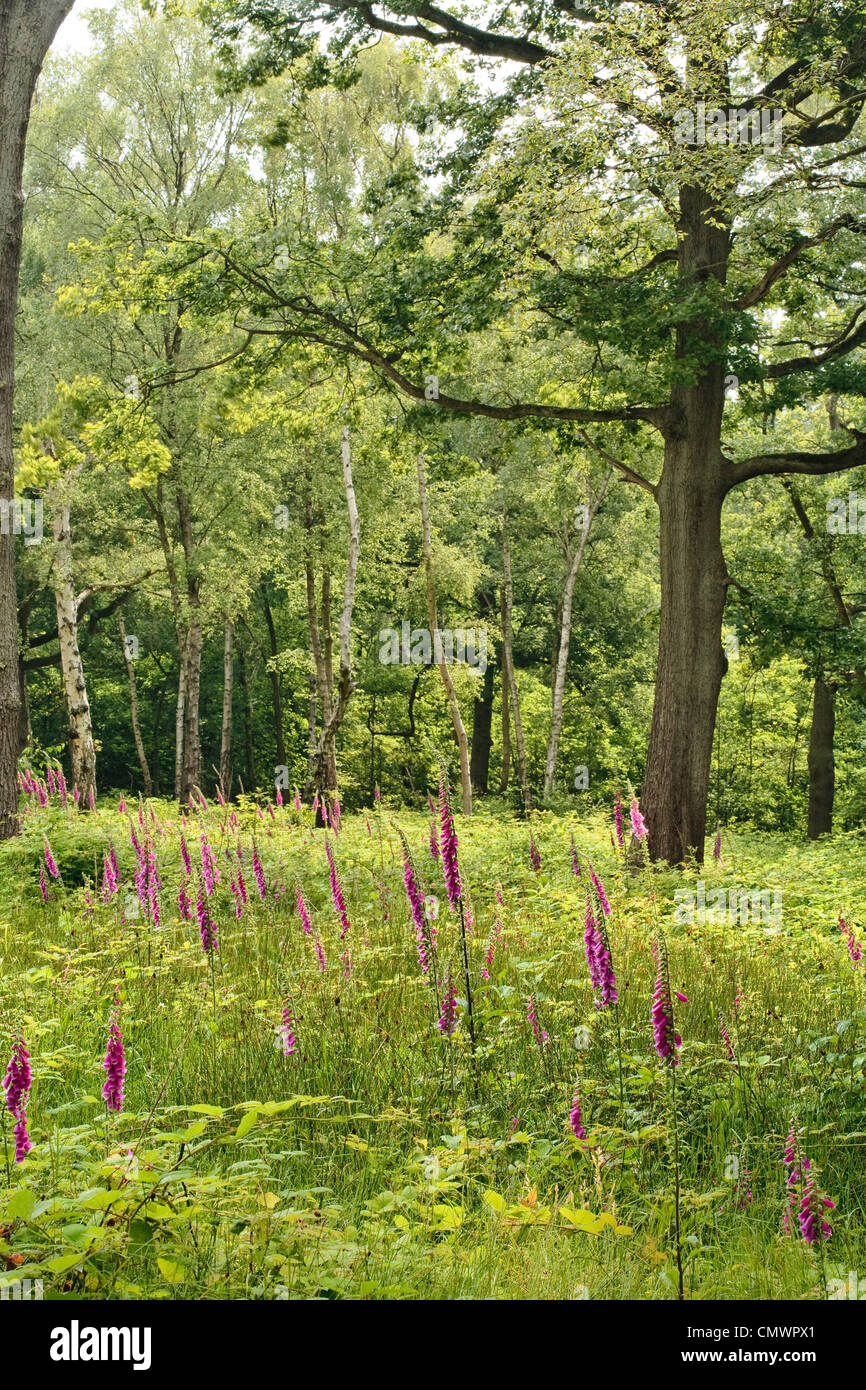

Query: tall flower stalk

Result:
[397,827,440,1017]
[439,773,476,1051]
[3,1035,32,1164]
[652,934,684,1300]
[102,1003,126,1114]
[325,838,351,939]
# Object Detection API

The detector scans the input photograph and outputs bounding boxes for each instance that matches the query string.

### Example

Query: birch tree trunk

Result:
[500,519,531,815]
[417,452,472,815]
[51,491,96,805]
[542,468,612,798]
[0,0,75,838]
[118,613,152,797]
[219,618,234,797]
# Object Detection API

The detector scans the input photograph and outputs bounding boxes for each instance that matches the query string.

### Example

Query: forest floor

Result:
[1,795,864,1301]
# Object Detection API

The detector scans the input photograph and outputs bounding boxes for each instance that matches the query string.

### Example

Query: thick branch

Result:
[727,431,866,488]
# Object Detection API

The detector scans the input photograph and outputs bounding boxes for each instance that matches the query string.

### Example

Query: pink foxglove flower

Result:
[102,1010,126,1113]
[438,777,462,909]
[651,936,681,1067]
[325,838,350,938]
[296,882,313,935]
[280,1003,298,1056]
[197,890,218,954]
[583,898,618,1008]
[438,971,458,1036]
[570,835,581,877]
[44,840,59,880]
[588,862,610,916]
[614,792,624,848]
[629,793,648,841]
[529,834,541,873]
[252,845,267,901]
[3,1037,32,1162]
[569,1083,586,1141]
[399,830,431,976]
[839,915,863,965]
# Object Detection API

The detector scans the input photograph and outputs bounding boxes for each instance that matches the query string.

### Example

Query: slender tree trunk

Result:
[176,485,202,801]
[181,620,203,800]
[642,184,730,865]
[470,657,494,795]
[309,425,361,810]
[807,677,834,839]
[118,614,153,797]
[51,492,97,805]
[543,469,612,798]
[0,0,75,838]
[219,618,234,797]
[260,585,286,768]
[238,640,256,790]
[500,520,531,815]
[305,668,317,795]
[417,452,472,814]
[16,653,30,754]
[174,650,186,799]
[499,660,511,793]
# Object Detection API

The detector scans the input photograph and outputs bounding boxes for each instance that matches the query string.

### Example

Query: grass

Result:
[1,792,864,1301]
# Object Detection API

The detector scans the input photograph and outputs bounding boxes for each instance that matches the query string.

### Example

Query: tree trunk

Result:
[176,484,202,801]
[543,469,612,798]
[118,614,153,797]
[470,656,494,795]
[219,618,234,797]
[417,452,472,814]
[52,493,97,805]
[174,650,186,799]
[641,183,730,865]
[181,620,203,800]
[238,641,256,790]
[807,677,834,839]
[260,585,286,768]
[499,657,511,793]
[0,0,75,838]
[305,667,317,795]
[309,424,361,811]
[500,520,532,814]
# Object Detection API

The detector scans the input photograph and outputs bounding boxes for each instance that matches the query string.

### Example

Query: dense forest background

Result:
[12,0,866,834]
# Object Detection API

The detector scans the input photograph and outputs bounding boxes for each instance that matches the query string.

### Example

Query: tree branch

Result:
[727,430,866,488]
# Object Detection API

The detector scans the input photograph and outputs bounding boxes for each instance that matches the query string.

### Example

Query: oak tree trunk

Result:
[0,0,75,838]
[642,185,730,865]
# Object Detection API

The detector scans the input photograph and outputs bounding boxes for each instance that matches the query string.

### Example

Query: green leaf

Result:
[157,1257,186,1285]
[235,1109,260,1140]
[5,1188,36,1221]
